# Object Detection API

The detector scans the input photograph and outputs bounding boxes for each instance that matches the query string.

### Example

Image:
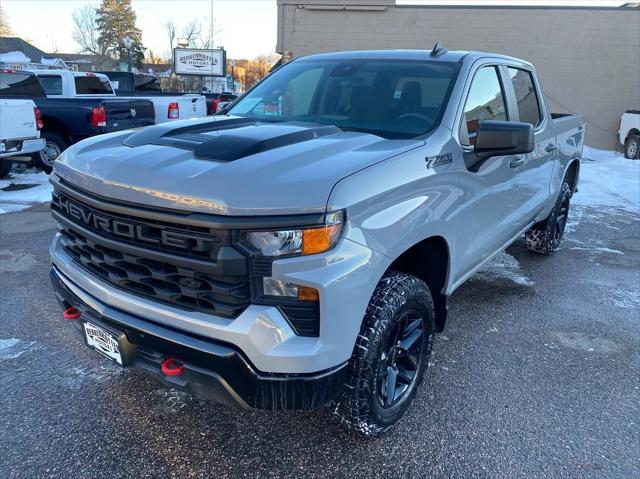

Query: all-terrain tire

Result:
[333,271,435,437]
[525,181,571,255]
[624,135,640,160]
[32,132,68,174]
[0,160,12,179]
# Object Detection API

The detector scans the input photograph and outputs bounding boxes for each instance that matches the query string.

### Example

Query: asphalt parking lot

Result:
[1,198,638,478]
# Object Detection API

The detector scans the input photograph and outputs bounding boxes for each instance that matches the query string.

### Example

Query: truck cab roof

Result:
[298,49,533,68]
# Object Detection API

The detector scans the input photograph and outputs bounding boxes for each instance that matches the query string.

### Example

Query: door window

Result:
[507,68,541,127]
[38,75,63,95]
[460,66,507,145]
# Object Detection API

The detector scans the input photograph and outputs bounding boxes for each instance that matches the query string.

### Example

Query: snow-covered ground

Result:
[0,171,52,214]
[574,146,640,214]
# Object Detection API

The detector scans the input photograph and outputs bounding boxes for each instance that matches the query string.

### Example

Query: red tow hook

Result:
[161,357,185,376]
[63,307,81,320]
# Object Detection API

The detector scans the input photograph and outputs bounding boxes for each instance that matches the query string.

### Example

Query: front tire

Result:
[624,135,640,160]
[32,132,68,174]
[525,182,571,255]
[333,271,435,437]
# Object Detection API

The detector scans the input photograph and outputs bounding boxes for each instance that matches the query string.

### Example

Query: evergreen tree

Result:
[96,0,145,68]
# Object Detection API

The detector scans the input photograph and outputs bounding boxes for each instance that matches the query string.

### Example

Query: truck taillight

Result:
[212,98,221,114]
[90,106,107,128]
[33,107,43,130]
[168,102,179,119]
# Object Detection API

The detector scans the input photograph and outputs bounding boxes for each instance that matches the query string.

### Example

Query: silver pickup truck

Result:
[48,47,585,436]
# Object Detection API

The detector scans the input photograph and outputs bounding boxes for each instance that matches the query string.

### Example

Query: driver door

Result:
[452,65,527,280]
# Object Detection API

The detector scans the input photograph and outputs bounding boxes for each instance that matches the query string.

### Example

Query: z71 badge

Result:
[425,153,452,169]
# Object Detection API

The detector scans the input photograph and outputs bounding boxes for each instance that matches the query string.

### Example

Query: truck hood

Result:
[54,116,424,216]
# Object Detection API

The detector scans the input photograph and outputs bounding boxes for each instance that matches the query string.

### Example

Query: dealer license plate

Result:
[83,321,123,366]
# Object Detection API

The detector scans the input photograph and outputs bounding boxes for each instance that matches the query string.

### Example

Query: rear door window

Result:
[74,76,114,95]
[38,75,63,95]
[461,66,508,145]
[0,72,46,97]
[507,68,542,127]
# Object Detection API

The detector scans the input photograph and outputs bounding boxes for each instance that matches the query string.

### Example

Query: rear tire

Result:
[333,271,435,437]
[32,132,68,174]
[624,135,640,160]
[0,160,12,179]
[525,182,571,255]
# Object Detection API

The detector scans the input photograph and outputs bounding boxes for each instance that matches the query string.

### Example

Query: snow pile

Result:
[471,251,533,286]
[0,51,31,64]
[0,171,52,214]
[573,146,640,213]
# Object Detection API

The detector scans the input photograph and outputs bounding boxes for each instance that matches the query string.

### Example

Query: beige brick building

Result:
[276,1,640,149]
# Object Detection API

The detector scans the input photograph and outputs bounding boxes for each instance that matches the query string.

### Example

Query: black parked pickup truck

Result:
[0,69,155,173]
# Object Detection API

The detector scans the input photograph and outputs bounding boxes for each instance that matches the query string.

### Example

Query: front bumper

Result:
[0,138,45,159]
[50,230,385,374]
[50,266,348,410]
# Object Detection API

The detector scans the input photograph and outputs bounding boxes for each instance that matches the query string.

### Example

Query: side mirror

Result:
[474,120,534,159]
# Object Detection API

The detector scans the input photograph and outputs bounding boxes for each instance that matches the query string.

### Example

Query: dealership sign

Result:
[173,48,226,76]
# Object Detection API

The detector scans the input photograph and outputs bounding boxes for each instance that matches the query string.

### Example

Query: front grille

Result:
[51,182,322,335]
[60,227,250,317]
[51,189,225,261]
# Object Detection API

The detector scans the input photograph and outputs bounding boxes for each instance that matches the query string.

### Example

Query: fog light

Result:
[263,277,298,297]
[262,277,319,301]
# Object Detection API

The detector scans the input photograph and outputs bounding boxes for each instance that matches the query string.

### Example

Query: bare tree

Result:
[196,17,221,49]
[145,50,167,64]
[164,17,221,51]
[164,19,176,55]
[0,5,12,36]
[244,54,280,89]
[182,19,201,47]
[72,5,104,55]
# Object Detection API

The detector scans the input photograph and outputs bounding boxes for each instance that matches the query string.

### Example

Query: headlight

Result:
[240,210,344,257]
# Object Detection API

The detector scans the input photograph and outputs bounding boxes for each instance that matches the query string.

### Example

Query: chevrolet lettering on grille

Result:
[51,191,216,253]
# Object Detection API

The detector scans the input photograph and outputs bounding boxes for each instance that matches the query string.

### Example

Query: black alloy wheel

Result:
[377,309,425,407]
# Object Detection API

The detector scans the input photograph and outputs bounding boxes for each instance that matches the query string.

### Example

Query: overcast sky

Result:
[1,0,631,59]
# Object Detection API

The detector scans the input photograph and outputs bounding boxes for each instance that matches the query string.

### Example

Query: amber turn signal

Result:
[302,224,342,255]
[297,285,320,301]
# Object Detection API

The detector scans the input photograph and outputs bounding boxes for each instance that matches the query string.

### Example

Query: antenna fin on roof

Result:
[430,41,448,57]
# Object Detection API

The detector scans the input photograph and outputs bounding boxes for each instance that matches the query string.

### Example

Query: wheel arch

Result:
[564,158,580,195]
[40,115,72,145]
[625,128,640,142]
[387,235,450,332]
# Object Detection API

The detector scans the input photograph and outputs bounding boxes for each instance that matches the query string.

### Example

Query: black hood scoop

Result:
[123,117,343,162]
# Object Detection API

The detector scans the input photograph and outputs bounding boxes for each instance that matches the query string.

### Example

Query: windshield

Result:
[228,59,459,139]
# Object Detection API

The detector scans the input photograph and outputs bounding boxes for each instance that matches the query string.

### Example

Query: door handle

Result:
[546,143,557,153]
[509,158,524,168]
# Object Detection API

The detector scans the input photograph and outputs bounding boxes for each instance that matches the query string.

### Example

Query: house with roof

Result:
[0,37,69,70]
